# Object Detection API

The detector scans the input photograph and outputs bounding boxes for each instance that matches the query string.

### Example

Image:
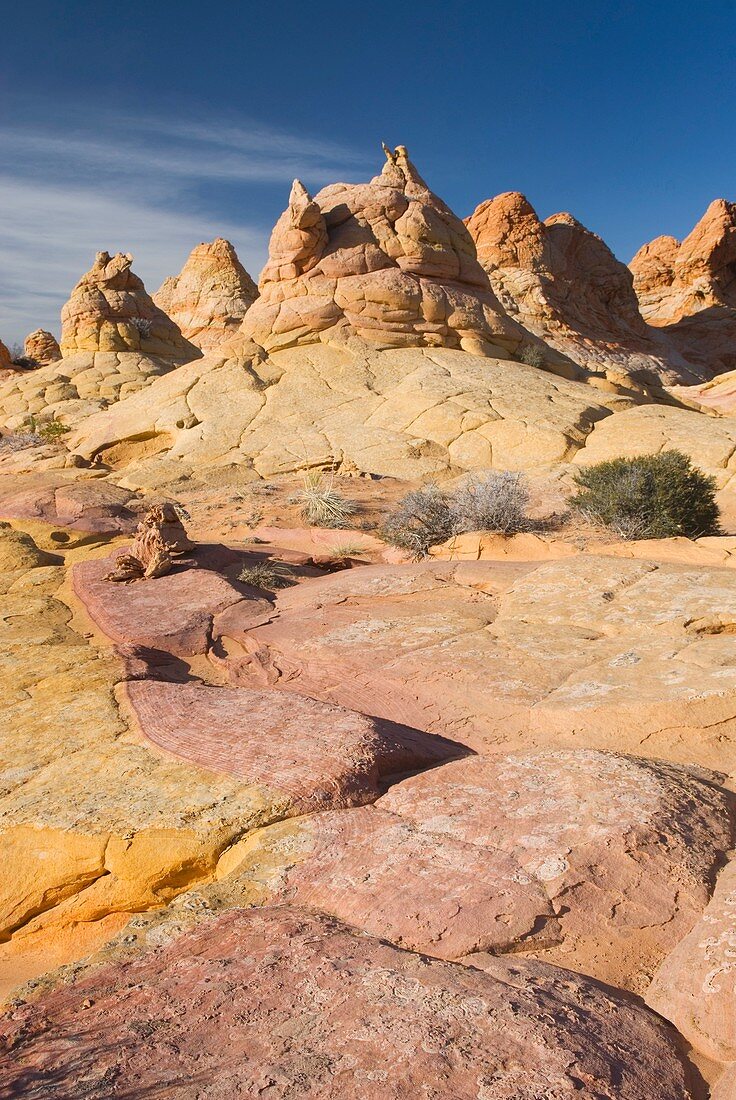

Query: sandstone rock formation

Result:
[0,339,14,372]
[632,199,736,323]
[466,191,705,390]
[0,907,697,1099]
[241,145,524,357]
[0,253,202,431]
[67,343,628,483]
[23,330,61,367]
[60,250,198,358]
[154,238,258,350]
[631,199,736,374]
[234,555,736,778]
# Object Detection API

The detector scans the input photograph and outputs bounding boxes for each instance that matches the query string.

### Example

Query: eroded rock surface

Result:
[647,857,736,1062]
[234,556,736,776]
[241,145,523,357]
[0,906,697,1100]
[631,199,736,374]
[466,192,704,389]
[154,238,258,350]
[220,748,732,989]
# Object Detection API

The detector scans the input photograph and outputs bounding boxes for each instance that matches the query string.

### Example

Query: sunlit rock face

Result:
[60,250,199,360]
[466,190,707,389]
[23,330,61,366]
[241,145,524,358]
[154,238,258,351]
[631,199,736,376]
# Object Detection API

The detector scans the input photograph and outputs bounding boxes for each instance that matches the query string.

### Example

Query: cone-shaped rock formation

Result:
[154,238,258,351]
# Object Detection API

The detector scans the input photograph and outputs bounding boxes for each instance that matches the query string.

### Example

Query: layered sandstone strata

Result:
[466,191,705,389]
[241,145,524,357]
[154,238,258,350]
[60,250,198,358]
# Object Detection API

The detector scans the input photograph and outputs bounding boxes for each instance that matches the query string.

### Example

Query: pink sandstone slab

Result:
[71,556,245,657]
[232,805,558,959]
[646,857,736,1062]
[377,750,735,990]
[123,680,460,811]
[0,477,142,534]
[0,906,696,1099]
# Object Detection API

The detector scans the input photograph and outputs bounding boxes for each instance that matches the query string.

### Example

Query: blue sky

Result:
[1,0,734,343]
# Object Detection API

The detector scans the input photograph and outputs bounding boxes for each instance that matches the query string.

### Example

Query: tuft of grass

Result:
[326,542,367,558]
[238,560,295,590]
[569,450,720,540]
[297,471,356,528]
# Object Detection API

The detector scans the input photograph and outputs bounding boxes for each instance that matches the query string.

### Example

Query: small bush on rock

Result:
[569,451,720,540]
[452,472,530,534]
[382,484,455,556]
[520,344,545,369]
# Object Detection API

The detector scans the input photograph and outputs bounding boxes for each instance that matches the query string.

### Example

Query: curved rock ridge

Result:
[646,856,736,1063]
[241,145,524,357]
[630,199,736,375]
[23,330,61,367]
[466,191,706,389]
[220,749,734,989]
[154,238,258,351]
[60,250,199,360]
[0,906,697,1099]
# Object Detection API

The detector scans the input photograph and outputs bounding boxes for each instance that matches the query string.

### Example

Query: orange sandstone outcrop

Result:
[631,199,736,376]
[23,330,61,367]
[154,238,258,351]
[60,250,199,360]
[466,191,705,389]
[631,199,736,323]
[0,339,14,371]
[241,145,524,357]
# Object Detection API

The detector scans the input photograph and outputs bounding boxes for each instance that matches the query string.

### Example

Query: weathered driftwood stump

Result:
[106,503,194,582]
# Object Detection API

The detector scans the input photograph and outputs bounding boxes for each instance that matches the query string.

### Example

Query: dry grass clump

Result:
[238,560,295,590]
[297,471,356,528]
[569,451,720,540]
[382,472,532,556]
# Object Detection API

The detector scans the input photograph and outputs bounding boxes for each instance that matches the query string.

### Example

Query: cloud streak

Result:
[0,105,367,343]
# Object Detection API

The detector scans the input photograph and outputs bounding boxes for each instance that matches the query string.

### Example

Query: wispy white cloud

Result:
[0,105,367,343]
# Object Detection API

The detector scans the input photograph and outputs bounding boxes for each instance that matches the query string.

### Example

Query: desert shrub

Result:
[37,419,71,443]
[452,471,530,534]
[238,560,294,589]
[297,471,356,528]
[382,484,455,556]
[130,317,153,339]
[569,451,720,540]
[520,344,545,369]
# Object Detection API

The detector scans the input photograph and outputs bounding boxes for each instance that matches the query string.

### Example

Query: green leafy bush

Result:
[569,451,720,540]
